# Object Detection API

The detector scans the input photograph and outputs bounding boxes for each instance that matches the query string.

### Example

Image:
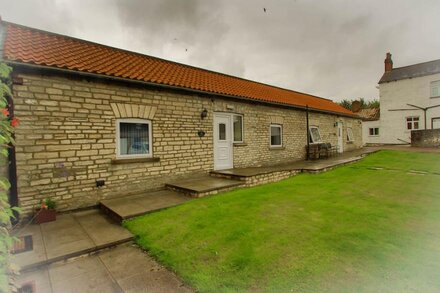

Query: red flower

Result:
[11,117,20,127]
[1,108,9,117]
[41,203,48,210]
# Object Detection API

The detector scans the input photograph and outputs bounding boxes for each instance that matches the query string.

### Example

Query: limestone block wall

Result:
[12,72,362,215]
[411,129,440,147]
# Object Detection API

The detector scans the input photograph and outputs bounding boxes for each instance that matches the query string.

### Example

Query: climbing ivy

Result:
[0,62,20,292]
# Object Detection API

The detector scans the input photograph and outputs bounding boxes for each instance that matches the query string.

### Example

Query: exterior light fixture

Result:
[201,109,208,119]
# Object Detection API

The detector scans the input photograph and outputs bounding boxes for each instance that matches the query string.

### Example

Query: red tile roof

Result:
[1,21,354,116]
[355,108,380,121]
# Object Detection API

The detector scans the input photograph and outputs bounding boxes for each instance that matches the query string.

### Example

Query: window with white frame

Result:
[346,127,354,142]
[233,114,244,143]
[309,126,322,143]
[369,127,379,136]
[270,124,282,147]
[431,80,440,97]
[116,119,152,158]
[406,116,420,130]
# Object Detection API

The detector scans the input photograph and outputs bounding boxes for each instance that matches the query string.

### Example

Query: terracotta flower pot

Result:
[34,209,56,224]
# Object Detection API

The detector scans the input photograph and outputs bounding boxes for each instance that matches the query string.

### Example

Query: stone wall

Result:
[12,72,362,215]
[411,129,440,147]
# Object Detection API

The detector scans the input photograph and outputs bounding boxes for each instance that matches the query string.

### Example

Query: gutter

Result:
[6,61,358,119]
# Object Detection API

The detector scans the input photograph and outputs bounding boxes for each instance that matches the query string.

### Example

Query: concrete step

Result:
[100,190,191,222]
[165,175,243,197]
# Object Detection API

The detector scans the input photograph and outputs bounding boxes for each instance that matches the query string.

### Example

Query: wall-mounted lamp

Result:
[197,130,206,137]
[334,122,338,127]
[201,109,208,119]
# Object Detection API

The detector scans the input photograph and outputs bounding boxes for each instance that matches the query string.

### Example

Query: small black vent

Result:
[12,235,33,254]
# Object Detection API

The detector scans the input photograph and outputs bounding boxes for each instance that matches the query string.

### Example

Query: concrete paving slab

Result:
[101,190,191,220]
[49,256,122,293]
[16,267,52,293]
[117,270,192,293]
[73,210,133,246]
[16,244,193,293]
[98,243,159,280]
[166,175,242,193]
[41,214,95,259]
[99,244,192,293]
[12,224,47,269]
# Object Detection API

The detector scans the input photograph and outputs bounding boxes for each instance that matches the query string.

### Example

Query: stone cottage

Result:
[0,20,362,216]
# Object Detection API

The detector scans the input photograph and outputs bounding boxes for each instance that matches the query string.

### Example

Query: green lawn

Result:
[125,150,440,292]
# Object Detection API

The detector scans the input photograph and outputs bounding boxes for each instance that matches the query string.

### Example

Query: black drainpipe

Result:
[306,105,310,161]
[7,95,19,224]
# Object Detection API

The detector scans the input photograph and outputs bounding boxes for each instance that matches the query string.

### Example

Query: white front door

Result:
[337,122,344,153]
[213,113,233,170]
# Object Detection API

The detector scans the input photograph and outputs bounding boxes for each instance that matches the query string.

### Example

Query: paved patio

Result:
[17,243,193,293]
[13,209,133,271]
[211,147,379,177]
[14,210,193,292]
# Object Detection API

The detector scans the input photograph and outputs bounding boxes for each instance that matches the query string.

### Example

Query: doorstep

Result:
[165,175,243,197]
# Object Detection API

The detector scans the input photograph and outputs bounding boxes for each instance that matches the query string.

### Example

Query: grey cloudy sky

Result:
[1,0,439,102]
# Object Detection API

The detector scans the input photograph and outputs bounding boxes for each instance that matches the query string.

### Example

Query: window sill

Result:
[111,157,160,164]
[269,146,285,150]
[233,142,247,147]
[430,95,440,99]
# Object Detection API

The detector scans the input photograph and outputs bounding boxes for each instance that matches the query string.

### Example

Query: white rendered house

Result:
[353,107,380,145]
[376,53,440,144]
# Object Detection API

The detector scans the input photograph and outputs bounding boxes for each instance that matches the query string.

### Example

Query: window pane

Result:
[431,81,440,97]
[369,128,374,135]
[347,128,354,141]
[233,115,243,142]
[271,126,281,146]
[414,117,419,121]
[414,122,419,129]
[407,122,412,130]
[219,123,226,140]
[119,122,149,155]
[376,128,379,135]
[310,127,321,143]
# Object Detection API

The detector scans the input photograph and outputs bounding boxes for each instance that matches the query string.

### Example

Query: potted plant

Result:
[34,198,56,224]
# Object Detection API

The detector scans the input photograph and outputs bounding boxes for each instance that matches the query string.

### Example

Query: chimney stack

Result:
[351,100,361,113]
[384,52,393,73]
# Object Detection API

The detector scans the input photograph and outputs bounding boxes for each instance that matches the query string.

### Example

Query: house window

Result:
[233,114,243,143]
[431,80,440,97]
[309,126,322,143]
[346,127,354,142]
[116,119,152,158]
[406,116,419,130]
[270,124,282,147]
[369,127,379,136]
